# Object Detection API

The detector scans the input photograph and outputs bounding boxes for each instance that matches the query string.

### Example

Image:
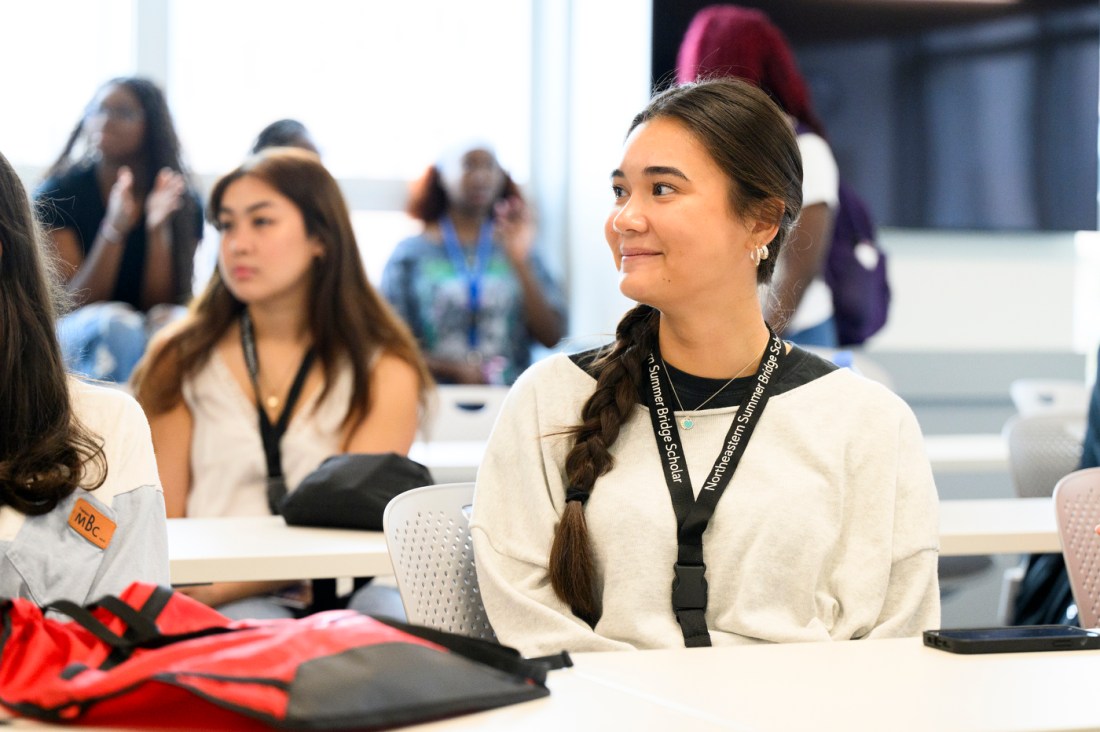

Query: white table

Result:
[924,432,1008,473]
[168,516,391,585]
[411,433,1011,484]
[939,497,1059,556]
[402,637,1100,731]
[166,497,1058,586]
[408,440,484,483]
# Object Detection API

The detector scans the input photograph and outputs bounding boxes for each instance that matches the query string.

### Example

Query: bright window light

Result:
[167,0,533,181]
[0,1,133,168]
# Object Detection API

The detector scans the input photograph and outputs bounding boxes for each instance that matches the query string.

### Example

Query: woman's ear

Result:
[749,218,780,249]
[748,199,784,248]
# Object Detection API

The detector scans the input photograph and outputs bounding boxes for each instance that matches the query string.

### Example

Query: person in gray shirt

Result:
[0,149,168,607]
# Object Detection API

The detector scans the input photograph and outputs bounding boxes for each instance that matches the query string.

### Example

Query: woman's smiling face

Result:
[605,116,765,312]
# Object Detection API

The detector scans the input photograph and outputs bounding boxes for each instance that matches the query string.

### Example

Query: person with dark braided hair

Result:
[470,78,939,656]
[0,149,168,605]
[35,77,204,382]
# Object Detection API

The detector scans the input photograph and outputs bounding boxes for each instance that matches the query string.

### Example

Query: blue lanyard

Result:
[439,216,495,350]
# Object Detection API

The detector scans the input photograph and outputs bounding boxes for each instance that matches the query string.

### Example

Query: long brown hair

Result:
[0,150,106,514]
[549,79,804,623]
[133,147,431,429]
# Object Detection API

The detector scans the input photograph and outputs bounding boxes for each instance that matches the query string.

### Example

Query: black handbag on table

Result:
[280,452,435,531]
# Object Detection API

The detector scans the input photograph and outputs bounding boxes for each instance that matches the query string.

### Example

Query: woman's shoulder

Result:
[35,162,95,198]
[69,378,159,502]
[69,378,149,433]
[795,132,839,188]
[781,347,913,415]
[390,229,442,258]
[34,164,97,228]
[368,349,420,386]
[508,352,599,404]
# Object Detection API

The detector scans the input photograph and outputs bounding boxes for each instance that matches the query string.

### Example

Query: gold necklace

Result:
[663,346,764,431]
[257,351,309,412]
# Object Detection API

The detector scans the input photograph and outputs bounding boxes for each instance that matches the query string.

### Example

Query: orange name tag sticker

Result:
[68,498,116,550]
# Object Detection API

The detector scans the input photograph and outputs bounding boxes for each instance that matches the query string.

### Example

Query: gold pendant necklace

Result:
[258,353,308,414]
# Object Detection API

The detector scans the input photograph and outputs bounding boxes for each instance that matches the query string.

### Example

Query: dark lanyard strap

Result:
[644,328,787,647]
[439,215,495,350]
[240,311,316,513]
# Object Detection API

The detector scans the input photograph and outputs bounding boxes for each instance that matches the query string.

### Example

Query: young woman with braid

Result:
[470,79,939,656]
[0,149,168,605]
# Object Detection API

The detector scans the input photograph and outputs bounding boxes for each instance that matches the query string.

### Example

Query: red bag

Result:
[0,583,555,729]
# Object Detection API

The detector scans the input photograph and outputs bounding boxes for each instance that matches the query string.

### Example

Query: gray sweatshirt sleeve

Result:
[866,407,941,638]
[84,390,170,602]
[86,485,169,601]
[470,363,634,656]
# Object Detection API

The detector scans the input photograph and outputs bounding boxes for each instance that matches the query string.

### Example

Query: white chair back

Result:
[1053,467,1100,629]
[420,385,509,442]
[382,482,495,640]
[1003,411,1086,499]
[996,410,1085,623]
[1010,378,1089,416]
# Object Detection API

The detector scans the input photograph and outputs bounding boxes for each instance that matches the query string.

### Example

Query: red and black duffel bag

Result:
[0,583,560,729]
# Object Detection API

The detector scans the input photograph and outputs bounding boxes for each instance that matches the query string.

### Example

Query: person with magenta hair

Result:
[0,149,167,605]
[677,5,840,347]
[470,79,938,656]
[35,77,203,382]
[381,142,565,385]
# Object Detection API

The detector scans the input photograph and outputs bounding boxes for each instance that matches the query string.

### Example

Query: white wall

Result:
[563,1,652,342]
[868,228,1100,357]
[554,4,1100,364]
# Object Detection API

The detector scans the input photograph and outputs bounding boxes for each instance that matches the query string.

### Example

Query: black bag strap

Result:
[373,617,564,685]
[46,587,239,669]
[45,600,130,649]
[44,585,176,644]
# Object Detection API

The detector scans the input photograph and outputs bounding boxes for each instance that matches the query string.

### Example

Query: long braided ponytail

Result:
[549,304,659,623]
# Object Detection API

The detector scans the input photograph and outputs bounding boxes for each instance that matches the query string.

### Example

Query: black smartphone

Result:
[923,625,1100,654]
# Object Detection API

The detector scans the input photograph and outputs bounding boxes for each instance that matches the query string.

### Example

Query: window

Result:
[0,1,133,169]
[167,0,533,181]
[3,1,536,291]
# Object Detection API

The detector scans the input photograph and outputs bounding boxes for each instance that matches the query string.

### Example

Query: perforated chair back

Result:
[420,385,509,443]
[1053,468,1100,629]
[1010,378,1089,416]
[382,482,494,640]
[1003,411,1086,498]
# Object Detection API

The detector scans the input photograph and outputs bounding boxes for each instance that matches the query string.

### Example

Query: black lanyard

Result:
[240,311,317,514]
[644,328,787,647]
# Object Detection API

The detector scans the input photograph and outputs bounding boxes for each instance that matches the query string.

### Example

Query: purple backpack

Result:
[824,181,890,346]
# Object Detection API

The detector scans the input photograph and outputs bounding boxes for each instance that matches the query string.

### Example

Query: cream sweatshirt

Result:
[470,348,940,657]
